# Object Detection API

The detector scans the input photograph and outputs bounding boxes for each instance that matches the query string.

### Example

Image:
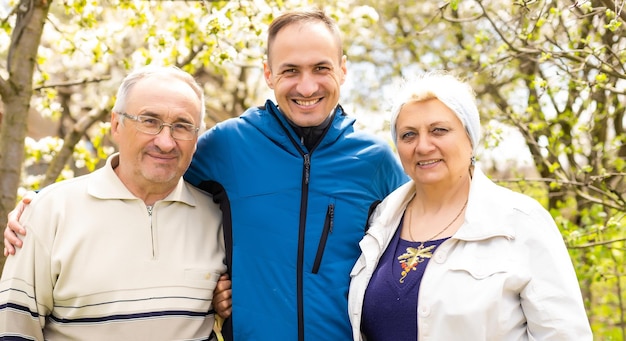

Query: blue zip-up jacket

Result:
[184,100,407,341]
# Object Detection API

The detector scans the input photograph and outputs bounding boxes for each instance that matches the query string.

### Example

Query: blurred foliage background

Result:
[0,0,624,338]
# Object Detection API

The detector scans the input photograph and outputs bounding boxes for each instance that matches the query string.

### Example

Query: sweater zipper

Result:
[147,205,155,258]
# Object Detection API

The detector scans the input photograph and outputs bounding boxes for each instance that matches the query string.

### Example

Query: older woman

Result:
[348,72,592,340]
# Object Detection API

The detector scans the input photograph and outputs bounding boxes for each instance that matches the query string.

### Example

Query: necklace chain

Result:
[398,198,468,283]
[406,197,469,243]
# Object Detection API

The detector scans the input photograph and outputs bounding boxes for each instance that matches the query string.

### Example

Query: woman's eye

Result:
[400,131,416,140]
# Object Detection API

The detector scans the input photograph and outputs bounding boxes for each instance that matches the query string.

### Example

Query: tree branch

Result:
[597,0,626,23]
[42,108,109,187]
[33,77,111,91]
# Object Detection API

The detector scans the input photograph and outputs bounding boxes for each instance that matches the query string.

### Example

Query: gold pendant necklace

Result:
[398,198,468,283]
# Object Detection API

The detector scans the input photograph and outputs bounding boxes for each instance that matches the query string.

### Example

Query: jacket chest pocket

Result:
[442,239,528,305]
[448,256,510,280]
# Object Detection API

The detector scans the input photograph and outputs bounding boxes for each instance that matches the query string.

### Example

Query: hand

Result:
[3,191,35,256]
[213,274,232,319]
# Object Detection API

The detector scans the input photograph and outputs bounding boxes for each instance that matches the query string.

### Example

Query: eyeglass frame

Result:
[117,112,200,141]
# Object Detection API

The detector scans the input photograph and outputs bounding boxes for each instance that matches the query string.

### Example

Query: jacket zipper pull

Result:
[328,204,334,233]
[304,154,310,185]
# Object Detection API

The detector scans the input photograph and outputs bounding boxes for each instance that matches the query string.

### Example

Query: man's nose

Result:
[153,125,177,151]
[296,73,319,98]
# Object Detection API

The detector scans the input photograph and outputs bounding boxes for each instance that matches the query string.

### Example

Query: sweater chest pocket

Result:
[184,269,221,291]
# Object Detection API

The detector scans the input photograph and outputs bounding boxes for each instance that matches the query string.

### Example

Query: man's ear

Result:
[110,112,121,142]
[339,55,347,85]
[263,60,274,89]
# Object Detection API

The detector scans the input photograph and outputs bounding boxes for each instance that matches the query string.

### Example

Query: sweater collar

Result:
[87,153,198,207]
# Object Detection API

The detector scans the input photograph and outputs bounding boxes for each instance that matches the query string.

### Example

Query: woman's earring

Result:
[470,156,476,166]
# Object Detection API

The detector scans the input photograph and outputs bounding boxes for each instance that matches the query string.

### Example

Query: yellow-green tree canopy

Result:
[0,0,624,337]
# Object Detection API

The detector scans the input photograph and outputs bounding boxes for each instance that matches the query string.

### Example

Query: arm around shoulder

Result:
[3,191,36,256]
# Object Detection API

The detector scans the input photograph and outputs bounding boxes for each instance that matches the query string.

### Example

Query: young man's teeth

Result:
[296,99,317,106]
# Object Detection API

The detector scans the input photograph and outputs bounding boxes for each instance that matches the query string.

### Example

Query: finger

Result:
[215,298,233,318]
[7,203,27,237]
[217,280,232,290]
[5,224,24,247]
[7,219,26,237]
[23,191,36,203]
[4,209,24,251]
[3,238,15,255]
[214,289,232,303]
[219,307,232,319]
[13,206,27,235]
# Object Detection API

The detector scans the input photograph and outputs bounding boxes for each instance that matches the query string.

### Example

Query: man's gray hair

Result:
[112,65,206,129]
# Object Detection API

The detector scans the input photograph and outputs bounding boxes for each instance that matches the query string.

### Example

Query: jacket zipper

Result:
[267,102,336,341]
[296,153,310,341]
[312,204,334,274]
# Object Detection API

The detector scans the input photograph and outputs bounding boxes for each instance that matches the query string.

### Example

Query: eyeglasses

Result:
[118,112,199,141]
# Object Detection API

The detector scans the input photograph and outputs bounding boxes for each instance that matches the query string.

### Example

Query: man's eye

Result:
[174,123,195,132]
[140,117,160,126]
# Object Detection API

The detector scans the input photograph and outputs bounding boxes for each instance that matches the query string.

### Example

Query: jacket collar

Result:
[459,168,516,240]
[241,100,356,153]
[366,168,515,246]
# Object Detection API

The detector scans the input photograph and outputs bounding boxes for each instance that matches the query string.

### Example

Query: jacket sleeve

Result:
[0,211,53,339]
[185,129,214,187]
[520,205,593,339]
[372,143,409,200]
[185,124,231,189]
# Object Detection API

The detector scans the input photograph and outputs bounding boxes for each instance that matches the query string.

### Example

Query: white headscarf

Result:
[389,72,481,152]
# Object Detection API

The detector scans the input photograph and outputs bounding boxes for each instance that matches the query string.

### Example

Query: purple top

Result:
[361,215,449,341]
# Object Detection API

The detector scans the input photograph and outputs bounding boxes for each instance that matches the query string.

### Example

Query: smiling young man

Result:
[263,15,346,129]
[184,8,408,341]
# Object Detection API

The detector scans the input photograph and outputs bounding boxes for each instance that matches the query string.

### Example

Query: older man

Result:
[0,66,225,340]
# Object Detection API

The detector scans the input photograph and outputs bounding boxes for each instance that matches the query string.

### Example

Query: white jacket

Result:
[348,168,592,340]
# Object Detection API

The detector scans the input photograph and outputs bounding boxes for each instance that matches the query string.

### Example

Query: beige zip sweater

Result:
[0,154,226,340]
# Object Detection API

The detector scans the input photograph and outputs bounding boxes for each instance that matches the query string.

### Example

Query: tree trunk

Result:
[0,0,52,270]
